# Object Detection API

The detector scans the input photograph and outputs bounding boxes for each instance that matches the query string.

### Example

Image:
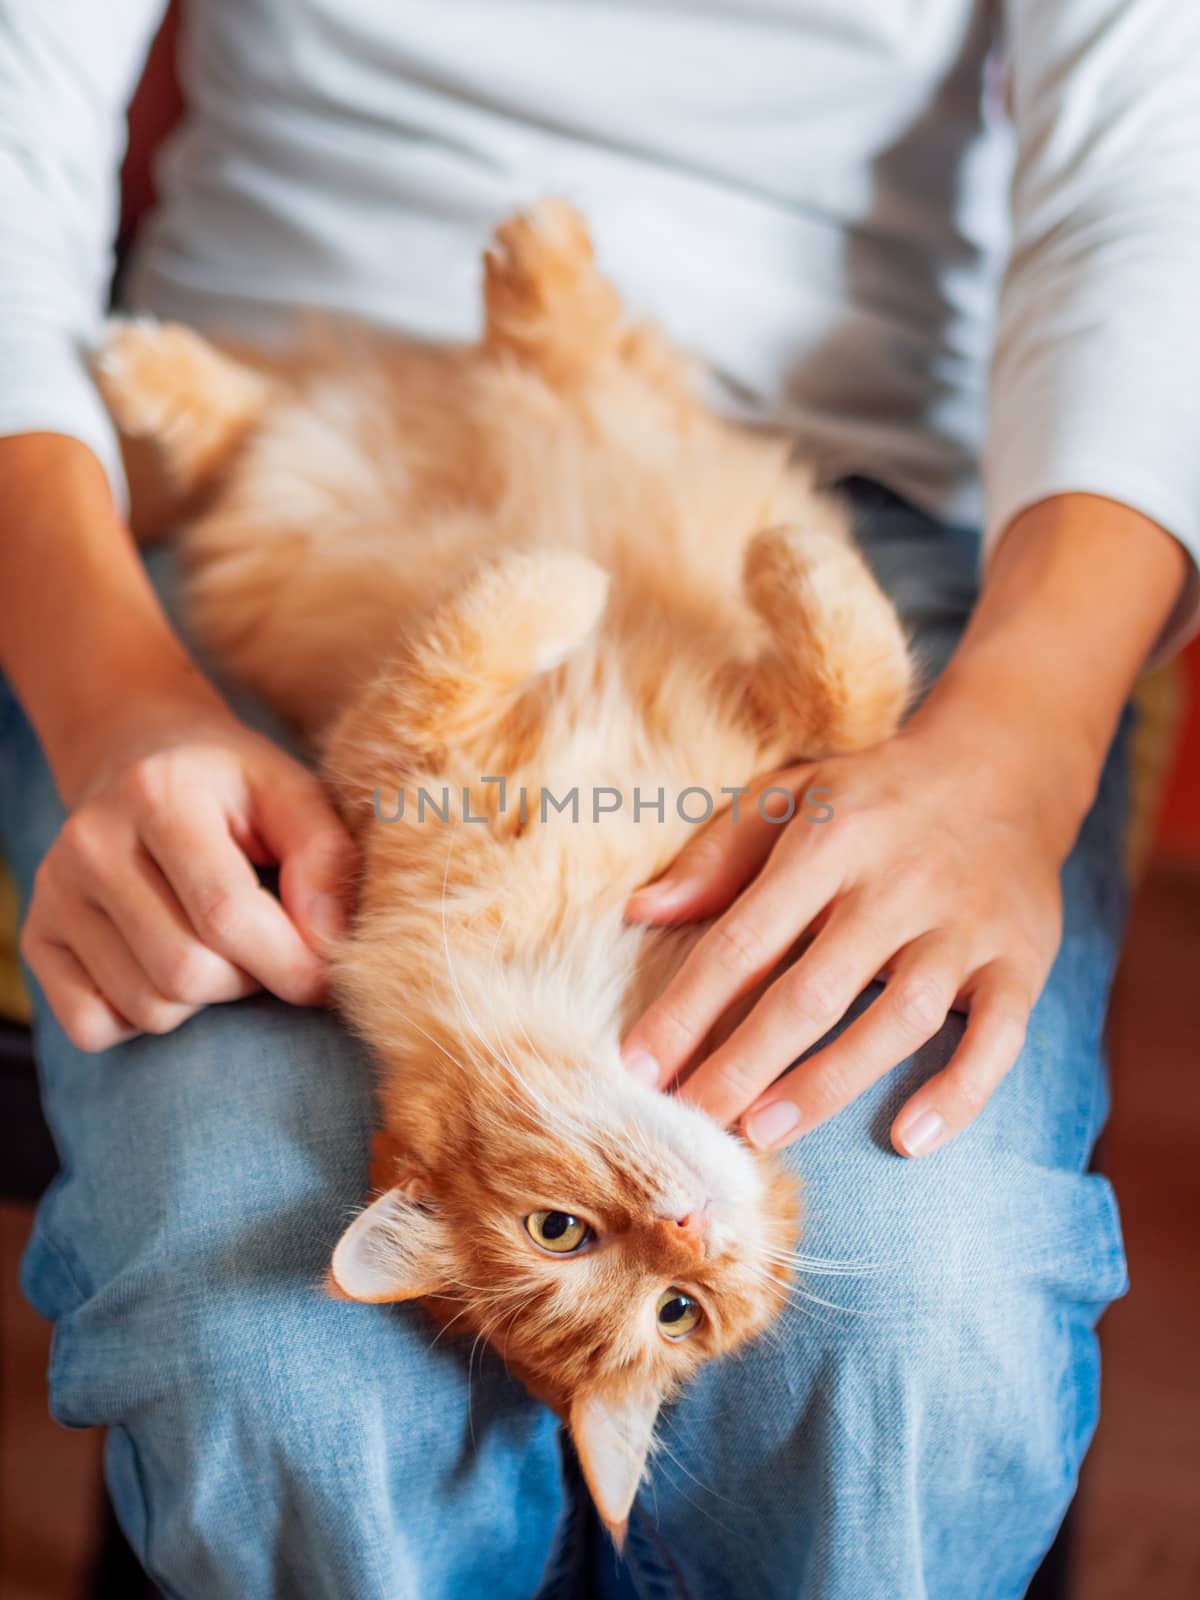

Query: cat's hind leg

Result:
[483,201,622,384]
[483,200,696,401]
[94,318,274,494]
[743,521,914,756]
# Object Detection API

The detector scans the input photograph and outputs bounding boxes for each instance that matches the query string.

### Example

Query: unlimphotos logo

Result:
[372,777,834,827]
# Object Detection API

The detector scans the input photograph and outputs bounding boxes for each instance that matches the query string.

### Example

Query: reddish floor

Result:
[2,858,1198,1598]
[0,1208,103,1599]
[1075,858,1200,1597]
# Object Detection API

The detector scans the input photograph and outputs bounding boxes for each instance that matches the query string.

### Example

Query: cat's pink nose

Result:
[669,1210,708,1257]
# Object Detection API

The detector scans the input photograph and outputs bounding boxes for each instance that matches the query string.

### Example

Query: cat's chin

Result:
[614,1068,773,1254]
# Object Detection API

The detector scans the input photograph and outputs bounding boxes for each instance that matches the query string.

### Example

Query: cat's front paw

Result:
[512,547,611,674]
[93,317,272,491]
[93,316,185,440]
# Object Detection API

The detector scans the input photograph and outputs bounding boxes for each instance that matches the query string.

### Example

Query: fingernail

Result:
[623,1049,660,1088]
[628,879,694,915]
[307,891,346,945]
[745,1100,801,1150]
[896,1109,945,1158]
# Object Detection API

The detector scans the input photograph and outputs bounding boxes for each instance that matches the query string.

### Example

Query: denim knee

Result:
[781,990,1128,1317]
[35,1170,563,1600]
[629,1057,1128,1600]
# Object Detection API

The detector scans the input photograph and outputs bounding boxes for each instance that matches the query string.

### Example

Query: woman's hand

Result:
[620,725,1068,1158]
[21,699,358,1053]
[622,492,1189,1159]
[0,436,359,1054]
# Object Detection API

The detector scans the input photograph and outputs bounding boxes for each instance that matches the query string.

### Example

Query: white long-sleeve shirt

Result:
[2,1,1198,646]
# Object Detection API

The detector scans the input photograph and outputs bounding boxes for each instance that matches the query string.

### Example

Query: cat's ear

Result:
[569,1381,663,1547]
[329,1186,449,1303]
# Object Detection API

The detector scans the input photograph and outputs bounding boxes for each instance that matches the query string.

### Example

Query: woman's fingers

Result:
[137,783,331,1007]
[733,932,965,1149]
[252,765,358,949]
[19,924,137,1054]
[890,961,1033,1158]
[676,901,932,1130]
[62,898,201,1037]
[87,835,260,1007]
[621,842,845,1088]
[21,724,357,1048]
[625,771,808,925]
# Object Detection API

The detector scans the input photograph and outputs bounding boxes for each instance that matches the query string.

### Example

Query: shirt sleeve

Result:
[988,0,1200,657]
[0,1,166,495]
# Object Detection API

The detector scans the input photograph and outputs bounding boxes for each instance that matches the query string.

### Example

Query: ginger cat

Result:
[95,201,912,1540]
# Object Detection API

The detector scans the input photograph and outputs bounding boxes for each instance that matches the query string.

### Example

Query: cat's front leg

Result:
[323,544,609,800]
[94,317,274,494]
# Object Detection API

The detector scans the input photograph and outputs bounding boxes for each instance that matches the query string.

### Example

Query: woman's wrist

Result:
[900,660,1101,861]
[45,641,230,808]
[17,516,230,806]
[898,492,1189,858]
[0,432,230,806]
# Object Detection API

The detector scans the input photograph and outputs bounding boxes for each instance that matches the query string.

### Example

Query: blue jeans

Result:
[0,486,1130,1599]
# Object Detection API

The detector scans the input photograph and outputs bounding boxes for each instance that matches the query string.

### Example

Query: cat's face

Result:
[330,1047,799,1537]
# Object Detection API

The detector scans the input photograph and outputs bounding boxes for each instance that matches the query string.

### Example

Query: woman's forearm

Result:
[904,492,1190,856]
[0,433,225,804]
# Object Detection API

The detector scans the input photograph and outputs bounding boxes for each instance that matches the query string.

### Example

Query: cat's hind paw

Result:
[483,199,624,383]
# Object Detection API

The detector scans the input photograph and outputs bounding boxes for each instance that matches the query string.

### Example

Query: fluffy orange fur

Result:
[95,201,913,1539]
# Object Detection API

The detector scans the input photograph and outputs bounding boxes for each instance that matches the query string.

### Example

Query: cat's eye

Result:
[524,1211,592,1254]
[656,1288,703,1340]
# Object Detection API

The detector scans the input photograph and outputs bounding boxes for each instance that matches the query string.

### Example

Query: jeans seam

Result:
[624,1508,694,1600]
[26,1116,102,1307]
[24,1190,95,1307]
[108,1423,188,1600]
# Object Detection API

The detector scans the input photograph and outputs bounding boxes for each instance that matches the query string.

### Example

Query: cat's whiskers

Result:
[760,1241,889,1267]
[459,1282,532,1444]
[757,1246,892,1278]
[743,1259,892,1325]
[464,1321,489,1449]
[425,1301,478,1350]
[644,1444,739,1540]
[492,1298,528,1375]
[465,1293,532,1417]
[652,1412,747,1523]
[385,1002,575,1148]
[394,1012,474,1078]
